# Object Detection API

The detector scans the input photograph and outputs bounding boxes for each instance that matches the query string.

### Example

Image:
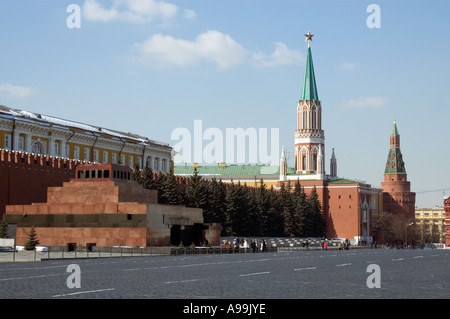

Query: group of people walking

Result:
[222,238,267,252]
[221,238,352,251]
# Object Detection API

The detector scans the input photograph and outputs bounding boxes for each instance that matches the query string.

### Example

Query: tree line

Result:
[133,164,327,238]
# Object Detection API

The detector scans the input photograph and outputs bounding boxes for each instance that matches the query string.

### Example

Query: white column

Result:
[60,139,66,157]
[48,135,55,156]
[12,130,20,151]
[25,134,32,153]
[158,157,162,172]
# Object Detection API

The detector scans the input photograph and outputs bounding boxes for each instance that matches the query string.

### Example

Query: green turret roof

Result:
[385,121,406,175]
[384,148,406,174]
[392,120,399,135]
[300,47,319,101]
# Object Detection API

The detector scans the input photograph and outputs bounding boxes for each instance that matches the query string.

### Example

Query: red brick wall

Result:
[15,227,147,247]
[0,150,79,220]
[381,173,415,220]
[326,185,369,240]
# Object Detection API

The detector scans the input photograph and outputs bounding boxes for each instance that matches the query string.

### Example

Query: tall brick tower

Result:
[381,121,416,220]
[294,31,325,179]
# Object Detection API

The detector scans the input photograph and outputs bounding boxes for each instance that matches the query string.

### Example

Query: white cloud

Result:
[252,42,304,68]
[336,62,357,70]
[0,83,34,98]
[183,9,196,19]
[133,32,303,70]
[133,30,248,69]
[338,96,387,109]
[83,0,181,23]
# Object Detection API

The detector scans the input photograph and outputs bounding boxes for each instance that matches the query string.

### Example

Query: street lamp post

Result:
[405,222,414,249]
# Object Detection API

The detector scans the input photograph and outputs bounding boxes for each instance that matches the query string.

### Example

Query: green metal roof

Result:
[391,121,399,135]
[327,178,359,184]
[300,47,319,101]
[384,148,406,175]
[385,122,406,175]
[174,165,295,177]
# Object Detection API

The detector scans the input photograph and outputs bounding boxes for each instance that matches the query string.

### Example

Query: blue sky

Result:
[0,0,449,208]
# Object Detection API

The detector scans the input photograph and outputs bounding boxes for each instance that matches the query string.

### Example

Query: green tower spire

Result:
[300,42,319,101]
[384,121,406,175]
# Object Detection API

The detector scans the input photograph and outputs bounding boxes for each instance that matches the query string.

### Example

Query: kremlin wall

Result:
[0,149,79,218]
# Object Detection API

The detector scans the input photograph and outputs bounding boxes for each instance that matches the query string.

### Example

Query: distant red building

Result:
[445,196,450,247]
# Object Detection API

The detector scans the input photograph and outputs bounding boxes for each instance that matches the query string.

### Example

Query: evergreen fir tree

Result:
[0,220,8,238]
[292,179,308,237]
[306,187,327,237]
[161,173,180,205]
[140,163,156,190]
[24,227,39,250]
[184,167,208,209]
[255,180,269,236]
[265,186,284,236]
[280,181,296,237]
[156,173,167,204]
[132,163,142,184]
[224,182,238,236]
[205,178,226,225]
[230,182,248,236]
[241,184,259,236]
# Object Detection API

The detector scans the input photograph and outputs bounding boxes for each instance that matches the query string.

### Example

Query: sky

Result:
[0,0,449,209]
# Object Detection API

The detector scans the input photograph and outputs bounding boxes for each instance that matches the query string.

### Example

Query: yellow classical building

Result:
[0,105,172,172]
[415,208,446,243]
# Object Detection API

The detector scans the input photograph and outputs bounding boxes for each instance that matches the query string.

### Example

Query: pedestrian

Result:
[251,240,256,253]
[262,239,267,252]
[324,242,328,250]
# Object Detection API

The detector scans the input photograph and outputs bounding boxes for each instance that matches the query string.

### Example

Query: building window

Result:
[32,141,45,154]
[74,146,80,160]
[112,153,117,164]
[129,155,134,168]
[84,148,90,162]
[120,154,125,165]
[303,111,307,129]
[4,134,11,149]
[93,150,99,163]
[18,136,24,151]
[312,109,316,129]
[103,151,108,163]
[54,141,59,156]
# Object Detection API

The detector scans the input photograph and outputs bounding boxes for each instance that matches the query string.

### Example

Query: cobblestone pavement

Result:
[0,248,449,300]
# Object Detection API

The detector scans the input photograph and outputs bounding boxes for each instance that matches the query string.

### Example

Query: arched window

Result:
[303,110,307,129]
[312,108,316,129]
[32,141,45,154]
[302,155,306,170]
